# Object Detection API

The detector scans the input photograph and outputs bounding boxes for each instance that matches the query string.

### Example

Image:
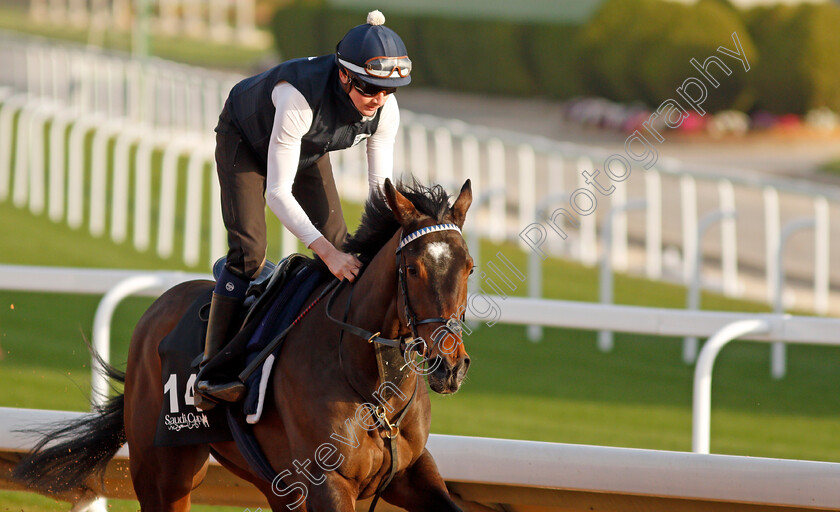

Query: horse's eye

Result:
[406,265,418,276]
[468,267,475,275]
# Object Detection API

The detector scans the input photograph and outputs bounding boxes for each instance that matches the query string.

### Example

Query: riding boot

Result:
[194,292,246,410]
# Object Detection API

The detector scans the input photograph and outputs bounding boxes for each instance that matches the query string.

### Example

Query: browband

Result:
[396,224,461,253]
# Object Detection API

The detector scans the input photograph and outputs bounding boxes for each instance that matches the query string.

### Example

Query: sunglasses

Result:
[347,73,397,97]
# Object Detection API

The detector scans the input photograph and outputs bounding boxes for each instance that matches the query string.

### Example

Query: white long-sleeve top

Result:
[265,82,398,247]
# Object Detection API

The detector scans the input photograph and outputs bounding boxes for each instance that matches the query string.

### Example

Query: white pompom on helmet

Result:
[336,10,412,88]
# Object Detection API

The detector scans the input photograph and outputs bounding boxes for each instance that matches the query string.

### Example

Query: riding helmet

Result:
[336,10,412,88]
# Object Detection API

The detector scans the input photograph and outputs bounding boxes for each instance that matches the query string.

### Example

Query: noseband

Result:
[325,223,464,355]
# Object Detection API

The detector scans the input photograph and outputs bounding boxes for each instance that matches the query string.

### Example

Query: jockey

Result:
[195,10,411,408]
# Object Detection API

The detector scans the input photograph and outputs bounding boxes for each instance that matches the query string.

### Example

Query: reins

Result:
[325,278,408,350]
[238,278,339,383]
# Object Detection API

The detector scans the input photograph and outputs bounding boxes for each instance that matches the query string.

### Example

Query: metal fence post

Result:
[680,175,698,284]
[692,319,771,454]
[718,180,739,296]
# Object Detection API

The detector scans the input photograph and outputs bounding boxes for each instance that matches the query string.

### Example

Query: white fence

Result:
[1,32,838,316]
[2,265,840,510]
[27,0,265,46]
[3,407,840,511]
[2,264,840,456]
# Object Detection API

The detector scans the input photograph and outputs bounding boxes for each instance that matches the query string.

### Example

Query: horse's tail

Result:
[12,358,126,495]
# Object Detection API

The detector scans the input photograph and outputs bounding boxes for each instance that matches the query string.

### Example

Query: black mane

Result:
[343,180,452,264]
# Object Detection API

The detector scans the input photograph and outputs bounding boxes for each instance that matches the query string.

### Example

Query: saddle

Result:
[155,254,326,446]
[193,255,309,367]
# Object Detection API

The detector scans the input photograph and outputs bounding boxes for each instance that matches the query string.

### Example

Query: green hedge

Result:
[270,0,840,113]
[271,4,582,98]
[577,0,756,112]
[744,3,840,113]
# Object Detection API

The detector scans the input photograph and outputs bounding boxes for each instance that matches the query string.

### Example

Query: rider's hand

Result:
[309,237,362,282]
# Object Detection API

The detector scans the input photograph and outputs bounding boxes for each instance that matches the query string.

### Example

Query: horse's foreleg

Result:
[303,473,357,512]
[380,448,462,512]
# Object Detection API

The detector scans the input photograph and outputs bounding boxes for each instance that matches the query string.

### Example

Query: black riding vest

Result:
[220,55,382,172]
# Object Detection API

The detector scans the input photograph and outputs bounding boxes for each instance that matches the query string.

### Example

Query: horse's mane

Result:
[343,180,452,264]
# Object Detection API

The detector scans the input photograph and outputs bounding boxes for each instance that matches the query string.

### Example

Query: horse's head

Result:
[383,178,473,394]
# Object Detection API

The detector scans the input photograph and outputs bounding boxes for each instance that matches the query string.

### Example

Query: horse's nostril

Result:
[462,357,470,370]
[431,357,446,376]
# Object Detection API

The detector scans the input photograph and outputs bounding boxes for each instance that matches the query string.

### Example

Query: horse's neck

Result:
[348,232,402,338]
[341,231,415,396]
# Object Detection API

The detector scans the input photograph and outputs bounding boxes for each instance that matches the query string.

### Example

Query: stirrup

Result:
[193,391,219,411]
[196,378,246,403]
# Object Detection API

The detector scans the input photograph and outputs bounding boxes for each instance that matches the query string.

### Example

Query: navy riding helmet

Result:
[336,10,411,88]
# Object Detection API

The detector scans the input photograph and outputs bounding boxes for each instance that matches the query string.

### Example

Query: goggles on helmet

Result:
[338,56,412,79]
[347,72,396,97]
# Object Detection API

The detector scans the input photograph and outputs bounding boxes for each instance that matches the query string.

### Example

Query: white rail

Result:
[3,265,840,458]
[0,264,208,295]
[1,407,839,510]
[27,0,264,45]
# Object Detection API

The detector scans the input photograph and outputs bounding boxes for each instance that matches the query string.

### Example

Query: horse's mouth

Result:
[427,355,469,394]
[428,377,461,394]
[442,382,462,394]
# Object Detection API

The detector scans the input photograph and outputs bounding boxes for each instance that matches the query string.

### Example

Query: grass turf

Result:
[819,158,840,177]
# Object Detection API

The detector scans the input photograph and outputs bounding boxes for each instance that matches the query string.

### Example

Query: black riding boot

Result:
[194,293,246,410]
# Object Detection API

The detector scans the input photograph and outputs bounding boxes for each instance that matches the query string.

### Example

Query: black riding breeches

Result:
[214,116,348,281]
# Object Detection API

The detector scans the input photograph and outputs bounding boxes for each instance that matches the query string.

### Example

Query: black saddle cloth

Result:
[153,255,328,446]
[153,288,231,447]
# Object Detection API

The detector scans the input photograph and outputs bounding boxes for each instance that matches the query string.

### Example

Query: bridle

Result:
[324,222,467,512]
[396,223,466,353]
[325,222,465,357]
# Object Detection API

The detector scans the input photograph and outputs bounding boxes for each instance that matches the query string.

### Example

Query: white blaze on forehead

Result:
[425,241,452,265]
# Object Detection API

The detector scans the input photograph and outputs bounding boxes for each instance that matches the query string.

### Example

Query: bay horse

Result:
[13,179,474,511]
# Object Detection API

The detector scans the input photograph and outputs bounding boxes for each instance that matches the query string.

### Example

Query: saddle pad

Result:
[153,288,233,447]
[243,264,327,423]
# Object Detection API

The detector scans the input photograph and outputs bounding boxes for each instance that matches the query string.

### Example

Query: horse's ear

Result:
[383,178,420,225]
[450,179,472,229]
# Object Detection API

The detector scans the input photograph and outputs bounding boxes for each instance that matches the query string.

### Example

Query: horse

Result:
[13,178,474,511]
